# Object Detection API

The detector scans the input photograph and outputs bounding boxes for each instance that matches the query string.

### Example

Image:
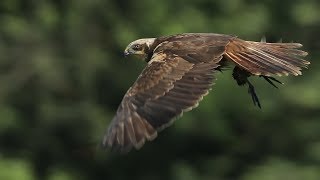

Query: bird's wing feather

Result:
[103,54,220,152]
[225,38,309,76]
[102,35,230,152]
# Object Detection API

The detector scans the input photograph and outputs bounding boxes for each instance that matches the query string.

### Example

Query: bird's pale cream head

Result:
[124,38,156,59]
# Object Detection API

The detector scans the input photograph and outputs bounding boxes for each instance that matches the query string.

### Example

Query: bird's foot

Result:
[247,80,261,108]
[260,75,283,89]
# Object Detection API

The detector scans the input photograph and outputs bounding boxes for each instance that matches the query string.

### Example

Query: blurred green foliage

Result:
[0,0,319,179]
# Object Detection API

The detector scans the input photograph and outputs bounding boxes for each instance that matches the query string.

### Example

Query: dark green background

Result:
[0,0,319,179]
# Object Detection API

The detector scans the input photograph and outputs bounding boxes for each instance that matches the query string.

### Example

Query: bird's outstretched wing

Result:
[102,54,220,152]
[102,36,228,152]
[225,38,309,76]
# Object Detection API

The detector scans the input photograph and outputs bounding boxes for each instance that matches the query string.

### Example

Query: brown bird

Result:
[102,33,309,152]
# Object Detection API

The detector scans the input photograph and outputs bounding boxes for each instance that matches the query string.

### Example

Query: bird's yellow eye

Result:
[133,44,141,50]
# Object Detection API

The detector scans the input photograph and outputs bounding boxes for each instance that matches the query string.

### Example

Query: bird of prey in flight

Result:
[102,33,309,152]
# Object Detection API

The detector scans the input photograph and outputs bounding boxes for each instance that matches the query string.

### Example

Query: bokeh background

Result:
[0,0,319,180]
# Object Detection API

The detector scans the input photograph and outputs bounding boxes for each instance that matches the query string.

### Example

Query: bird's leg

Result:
[260,75,283,89]
[232,66,261,108]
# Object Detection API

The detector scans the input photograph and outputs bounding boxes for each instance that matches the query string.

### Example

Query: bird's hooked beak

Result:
[123,48,131,57]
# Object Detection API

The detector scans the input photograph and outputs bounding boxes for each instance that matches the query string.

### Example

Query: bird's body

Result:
[103,33,309,152]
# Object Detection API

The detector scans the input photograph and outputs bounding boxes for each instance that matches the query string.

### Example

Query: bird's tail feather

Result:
[225,39,310,76]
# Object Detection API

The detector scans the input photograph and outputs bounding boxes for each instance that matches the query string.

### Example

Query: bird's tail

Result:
[225,38,310,76]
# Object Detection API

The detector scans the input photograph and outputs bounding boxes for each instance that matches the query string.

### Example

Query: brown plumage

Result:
[102,33,309,152]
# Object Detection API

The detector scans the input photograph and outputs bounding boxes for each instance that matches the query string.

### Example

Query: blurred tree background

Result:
[0,0,319,179]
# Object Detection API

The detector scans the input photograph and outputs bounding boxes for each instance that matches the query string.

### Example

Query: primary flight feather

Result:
[102,33,309,152]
